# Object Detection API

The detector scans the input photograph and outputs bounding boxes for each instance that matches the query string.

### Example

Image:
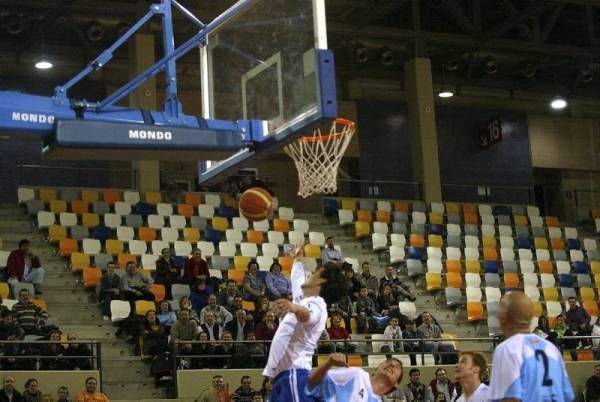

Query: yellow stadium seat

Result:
[150,284,166,303]
[426,272,442,291]
[50,200,67,214]
[375,211,390,224]
[59,238,78,257]
[48,225,67,242]
[118,253,137,269]
[102,190,120,205]
[145,191,162,204]
[82,212,100,228]
[247,230,264,245]
[356,210,372,223]
[341,199,357,211]
[228,269,246,286]
[71,200,89,215]
[273,219,290,233]
[583,300,599,317]
[580,287,596,302]
[138,227,157,243]
[350,318,358,334]
[106,239,124,256]
[185,193,202,207]
[446,260,462,273]
[82,267,102,288]
[429,212,443,225]
[410,234,425,248]
[212,216,229,231]
[0,283,9,299]
[466,260,481,273]
[234,256,251,270]
[591,262,600,275]
[354,221,371,239]
[347,355,363,367]
[39,188,57,203]
[135,300,156,316]
[81,190,99,203]
[71,252,91,272]
[428,234,442,248]
[183,228,201,243]
[482,236,497,249]
[446,272,463,288]
[595,274,600,288]
[483,248,497,261]
[223,194,238,209]
[446,203,460,213]
[467,302,484,322]
[514,215,528,226]
[304,244,321,259]
[543,288,559,302]
[534,237,549,250]
[532,302,543,317]
[177,204,194,218]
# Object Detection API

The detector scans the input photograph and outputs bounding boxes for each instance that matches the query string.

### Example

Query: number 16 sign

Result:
[479,117,503,148]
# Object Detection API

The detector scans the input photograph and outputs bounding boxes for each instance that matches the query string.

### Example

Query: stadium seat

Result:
[48,225,68,243]
[465,260,481,273]
[17,187,35,204]
[426,259,443,273]
[467,302,484,322]
[389,246,405,264]
[169,215,187,229]
[341,199,357,211]
[543,287,560,302]
[116,226,134,242]
[147,214,165,229]
[278,256,293,272]
[425,272,442,291]
[483,248,498,261]
[446,272,463,288]
[427,246,442,260]
[355,221,371,239]
[464,235,479,249]
[59,238,78,257]
[71,252,91,272]
[225,229,243,244]
[524,286,540,302]
[197,241,215,257]
[150,284,166,302]
[82,212,100,228]
[253,219,270,232]
[136,227,156,243]
[218,241,236,258]
[134,300,155,316]
[70,199,89,215]
[39,188,57,203]
[181,228,199,243]
[37,211,56,229]
[261,243,280,258]
[95,201,112,216]
[446,260,461,273]
[278,207,294,220]
[504,273,519,289]
[240,242,258,258]
[118,253,137,269]
[26,200,44,215]
[246,230,264,245]
[141,254,159,270]
[570,249,584,262]
[82,267,102,288]
[538,261,554,274]
[129,240,147,255]
[190,216,208,230]
[338,209,354,227]
[106,239,124,256]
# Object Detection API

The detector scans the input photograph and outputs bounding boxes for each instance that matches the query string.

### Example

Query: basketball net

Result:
[284,118,355,198]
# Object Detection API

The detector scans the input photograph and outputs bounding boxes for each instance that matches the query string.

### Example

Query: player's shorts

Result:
[270,368,315,402]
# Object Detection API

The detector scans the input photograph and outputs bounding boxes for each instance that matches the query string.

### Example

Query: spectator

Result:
[356,286,378,333]
[554,314,577,360]
[141,310,168,357]
[40,330,67,370]
[377,284,399,316]
[0,296,8,317]
[586,364,600,402]
[328,294,355,332]
[41,395,53,402]
[98,262,120,321]
[264,262,291,301]
[190,331,215,369]
[216,280,242,311]
[74,377,109,402]
[56,386,70,402]
[259,378,272,402]
[357,262,379,299]
[193,375,229,402]
[417,312,445,364]
[190,279,215,312]
[12,289,48,335]
[120,262,154,306]
[251,296,269,324]
[199,311,223,341]
[382,317,403,353]
[242,261,265,304]
[227,296,245,316]
[200,295,233,327]
[255,310,277,341]
[165,182,184,203]
[316,330,336,355]
[213,331,236,368]
[433,394,447,402]
[533,315,553,340]
[321,237,343,265]
[0,375,24,402]
[0,309,24,366]
[156,301,177,330]
[6,239,45,295]
[179,296,200,324]
[171,309,199,354]
[23,378,42,402]
[425,369,456,402]
[380,266,416,301]
[225,309,254,342]
[327,313,355,353]
[344,267,363,301]
[183,248,209,285]
[64,333,92,371]
[402,320,419,367]
[404,368,426,402]
[454,352,489,402]
[154,248,179,299]
[232,376,256,402]
[244,332,266,367]
[566,296,592,348]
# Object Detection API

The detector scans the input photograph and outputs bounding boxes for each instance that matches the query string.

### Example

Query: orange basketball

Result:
[239,187,273,221]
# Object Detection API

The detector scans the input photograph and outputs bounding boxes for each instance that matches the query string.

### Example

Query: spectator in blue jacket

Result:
[264,262,291,300]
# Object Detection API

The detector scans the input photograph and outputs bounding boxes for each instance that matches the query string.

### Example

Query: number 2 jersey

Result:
[305,367,381,402]
[488,333,575,402]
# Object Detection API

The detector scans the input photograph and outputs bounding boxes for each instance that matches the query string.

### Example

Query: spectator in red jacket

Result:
[255,310,278,341]
[566,296,593,348]
[6,239,45,295]
[327,313,356,353]
[182,248,209,285]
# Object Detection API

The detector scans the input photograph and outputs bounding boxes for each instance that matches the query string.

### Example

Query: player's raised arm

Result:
[308,353,348,388]
[290,242,307,303]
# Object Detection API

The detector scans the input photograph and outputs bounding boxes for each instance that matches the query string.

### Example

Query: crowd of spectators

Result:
[0,375,104,402]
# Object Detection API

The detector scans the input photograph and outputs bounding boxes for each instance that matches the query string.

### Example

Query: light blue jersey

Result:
[489,333,575,402]
[305,367,381,402]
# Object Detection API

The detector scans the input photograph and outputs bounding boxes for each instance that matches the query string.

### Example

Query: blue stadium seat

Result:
[91,225,111,242]
[323,199,339,217]
[134,202,154,218]
[567,239,581,250]
[204,228,222,245]
[218,206,235,219]
[558,274,575,288]
[407,247,424,260]
[493,205,511,216]
[428,224,443,236]
[484,260,500,274]
[516,237,532,249]
[574,261,589,274]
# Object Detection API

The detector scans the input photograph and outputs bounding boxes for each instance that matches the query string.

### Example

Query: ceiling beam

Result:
[541,4,566,42]
[355,0,409,29]
[441,0,478,35]
[482,1,557,39]
[472,0,482,33]
[500,0,534,41]
[586,5,598,47]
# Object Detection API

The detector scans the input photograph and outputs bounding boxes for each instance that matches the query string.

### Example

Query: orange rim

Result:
[297,118,355,143]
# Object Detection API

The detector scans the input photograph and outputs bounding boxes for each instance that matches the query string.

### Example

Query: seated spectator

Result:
[6,239,45,295]
[74,377,108,402]
[0,296,8,317]
[40,330,67,370]
[321,236,343,265]
[56,386,70,402]
[12,288,48,335]
[264,262,291,301]
[0,375,24,402]
[377,285,399,316]
[533,315,553,340]
[357,262,379,299]
[216,279,242,311]
[242,261,265,304]
[343,266,362,301]
[327,313,355,353]
[179,296,200,324]
[259,378,272,402]
[566,296,592,348]
[190,279,215,312]
[120,262,155,307]
[228,295,245,316]
[355,286,378,333]
[141,310,168,357]
[193,375,227,402]
[225,309,254,342]
[328,294,355,332]
[64,333,92,370]
[554,314,577,360]
[255,310,277,341]
[425,368,457,402]
[199,311,223,341]
[98,262,120,320]
[586,364,600,402]
[316,330,335,355]
[23,378,43,402]
[156,301,177,330]
[381,317,403,353]
[232,376,256,402]
[154,248,179,299]
[190,331,215,369]
[182,248,209,285]
[380,266,416,301]
[402,320,419,366]
[417,312,444,364]
[213,330,236,368]
[243,332,266,368]
[42,393,53,402]
[171,309,199,355]
[200,295,233,327]
[0,309,25,368]
[404,368,427,401]
[251,296,269,324]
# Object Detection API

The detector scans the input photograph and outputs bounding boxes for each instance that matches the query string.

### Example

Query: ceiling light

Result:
[483,56,497,75]
[35,59,53,70]
[354,46,369,63]
[438,90,454,98]
[380,48,395,67]
[550,96,567,110]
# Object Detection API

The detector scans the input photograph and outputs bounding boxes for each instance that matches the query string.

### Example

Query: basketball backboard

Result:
[199,0,336,183]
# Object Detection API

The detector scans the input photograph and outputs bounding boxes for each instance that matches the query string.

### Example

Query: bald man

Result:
[488,291,575,402]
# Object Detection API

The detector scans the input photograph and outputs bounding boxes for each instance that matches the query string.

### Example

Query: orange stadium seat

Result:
[463,212,478,225]
[446,272,463,288]
[71,200,89,215]
[410,234,425,248]
[538,261,554,274]
[483,248,498,261]
[177,204,194,218]
[375,211,390,223]
[583,300,599,317]
[242,300,256,311]
[83,267,102,288]
[446,260,462,273]
[545,216,560,227]
[347,355,363,367]
[150,284,166,302]
[466,302,484,322]
[118,253,137,269]
[138,227,157,243]
[462,204,476,214]
[31,299,48,311]
[356,210,372,223]
[551,238,565,250]
[504,273,519,288]
[247,230,264,245]
[393,201,409,212]
[185,193,202,207]
[102,190,120,205]
[278,256,293,272]
[228,269,245,286]
[59,238,78,256]
[273,219,290,233]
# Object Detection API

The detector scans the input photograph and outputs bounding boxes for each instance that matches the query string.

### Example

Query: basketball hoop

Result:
[284,118,356,198]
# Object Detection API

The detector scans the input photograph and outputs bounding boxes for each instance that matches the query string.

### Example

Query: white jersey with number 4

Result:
[305,367,380,402]
[489,333,575,402]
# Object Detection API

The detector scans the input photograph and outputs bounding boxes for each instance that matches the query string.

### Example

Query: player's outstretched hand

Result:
[273,299,295,316]
[290,241,305,259]
[327,353,349,367]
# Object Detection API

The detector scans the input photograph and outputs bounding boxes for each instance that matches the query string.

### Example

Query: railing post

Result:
[172,340,179,398]
[96,342,103,388]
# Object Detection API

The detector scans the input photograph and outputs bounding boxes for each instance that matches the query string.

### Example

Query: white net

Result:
[284,118,355,198]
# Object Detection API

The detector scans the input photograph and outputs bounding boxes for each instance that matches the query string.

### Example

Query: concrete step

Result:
[58,324,118,340]
[46,303,104,322]
[102,381,167,400]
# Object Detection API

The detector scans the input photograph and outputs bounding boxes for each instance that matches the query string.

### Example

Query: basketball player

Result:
[263,244,347,402]
[305,353,403,401]
[454,352,489,402]
[488,291,575,402]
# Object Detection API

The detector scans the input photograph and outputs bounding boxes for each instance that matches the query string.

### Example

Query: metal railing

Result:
[15,164,137,189]
[335,179,421,200]
[442,183,535,204]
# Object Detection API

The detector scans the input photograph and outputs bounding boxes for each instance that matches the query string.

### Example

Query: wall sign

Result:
[479,117,502,148]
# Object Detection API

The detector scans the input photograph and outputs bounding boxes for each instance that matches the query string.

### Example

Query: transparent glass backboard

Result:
[205,0,328,137]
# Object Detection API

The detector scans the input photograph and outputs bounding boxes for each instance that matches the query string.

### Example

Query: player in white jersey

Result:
[263,245,347,402]
[454,352,489,402]
[305,353,403,402]
[489,291,575,402]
